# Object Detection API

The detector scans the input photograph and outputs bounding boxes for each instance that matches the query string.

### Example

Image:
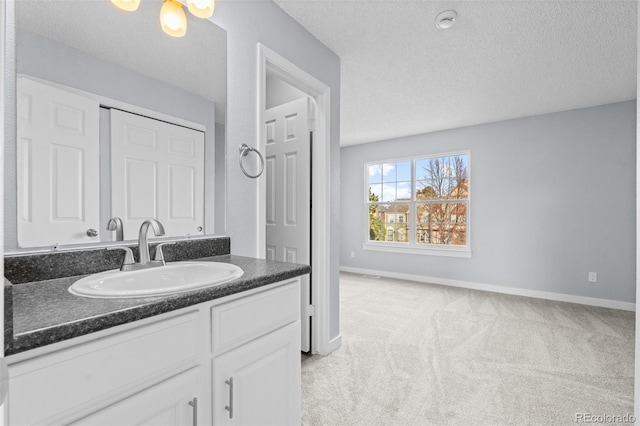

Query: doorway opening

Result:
[257,44,332,355]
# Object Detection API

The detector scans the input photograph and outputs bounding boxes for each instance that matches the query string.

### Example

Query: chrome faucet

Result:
[138,219,165,265]
[107,219,172,271]
[106,217,124,241]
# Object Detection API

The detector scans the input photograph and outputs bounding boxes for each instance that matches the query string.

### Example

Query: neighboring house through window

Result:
[365,152,470,257]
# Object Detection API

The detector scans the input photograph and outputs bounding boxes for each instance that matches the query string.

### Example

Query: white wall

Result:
[266,75,307,109]
[215,123,226,233]
[212,1,342,340]
[341,101,636,305]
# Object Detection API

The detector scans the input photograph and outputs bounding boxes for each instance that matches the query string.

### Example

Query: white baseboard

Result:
[328,334,342,353]
[313,334,342,356]
[340,266,636,312]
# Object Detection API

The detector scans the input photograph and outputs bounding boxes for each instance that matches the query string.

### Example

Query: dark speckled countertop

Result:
[7,255,310,356]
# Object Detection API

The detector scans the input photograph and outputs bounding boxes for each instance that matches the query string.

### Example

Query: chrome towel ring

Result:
[239,143,265,179]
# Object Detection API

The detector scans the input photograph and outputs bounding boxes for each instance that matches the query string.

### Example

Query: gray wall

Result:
[211,1,342,340]
[341,101,636,304]
[7,30,221,249]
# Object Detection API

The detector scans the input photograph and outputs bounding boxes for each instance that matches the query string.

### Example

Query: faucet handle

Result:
[106,217,124,242]
[153,242,175,262]
[107,246,135,271]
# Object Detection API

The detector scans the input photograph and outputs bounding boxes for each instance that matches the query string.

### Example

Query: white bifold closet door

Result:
[110,109,205,241]
[16,76,100,247]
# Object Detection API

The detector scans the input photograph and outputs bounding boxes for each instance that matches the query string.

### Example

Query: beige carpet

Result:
[301,273,635,425]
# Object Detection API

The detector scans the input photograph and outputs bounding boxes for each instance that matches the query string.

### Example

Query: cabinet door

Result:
[213,322,301,425]
[71,367,201,426]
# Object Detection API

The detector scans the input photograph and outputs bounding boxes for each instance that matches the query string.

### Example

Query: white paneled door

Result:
[110,109,205,240]
[265,98,312,352]
[17,77,100,247]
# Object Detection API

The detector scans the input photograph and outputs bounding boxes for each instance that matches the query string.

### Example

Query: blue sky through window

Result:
[368,161,411,202]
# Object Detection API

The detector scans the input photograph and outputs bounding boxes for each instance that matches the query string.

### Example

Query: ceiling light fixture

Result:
[435,10,457,30]
[187,0,215,19]
[111,0,216,38]
[110,0,141,12]
[160,0,188,38]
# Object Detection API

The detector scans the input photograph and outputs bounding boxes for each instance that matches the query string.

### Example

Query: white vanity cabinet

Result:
[7,278,302,425]
[8,310,202,425]
[213,323,301,425]
[210,281,301,425]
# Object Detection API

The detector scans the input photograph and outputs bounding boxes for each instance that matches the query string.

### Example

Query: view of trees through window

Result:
[367,153,469,247]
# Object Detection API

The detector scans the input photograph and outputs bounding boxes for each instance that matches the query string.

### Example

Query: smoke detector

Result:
[435,10,457,29]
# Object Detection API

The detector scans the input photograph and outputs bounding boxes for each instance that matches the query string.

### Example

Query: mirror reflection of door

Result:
[16,76,100,247]
[110,109,205,240]
[16,77,206,247]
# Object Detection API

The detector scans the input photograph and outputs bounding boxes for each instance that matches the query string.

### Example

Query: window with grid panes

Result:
[366,152,470,256]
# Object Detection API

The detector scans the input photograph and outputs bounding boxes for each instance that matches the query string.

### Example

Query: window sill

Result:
[362,242,472,258]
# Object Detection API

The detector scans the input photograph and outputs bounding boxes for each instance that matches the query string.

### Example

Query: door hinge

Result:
[306,304,316,317]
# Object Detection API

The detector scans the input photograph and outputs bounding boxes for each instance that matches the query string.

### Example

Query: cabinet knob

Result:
[86,228,99,237]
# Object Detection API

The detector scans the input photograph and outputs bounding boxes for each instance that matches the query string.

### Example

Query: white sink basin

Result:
[69,261,244,299]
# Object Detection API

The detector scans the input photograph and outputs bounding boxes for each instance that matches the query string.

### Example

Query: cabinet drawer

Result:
[9,311,199,425]
[211,280,300,354]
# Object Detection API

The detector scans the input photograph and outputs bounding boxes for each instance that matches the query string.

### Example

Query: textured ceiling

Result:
[16,0,227,122]
[274,0,637,146]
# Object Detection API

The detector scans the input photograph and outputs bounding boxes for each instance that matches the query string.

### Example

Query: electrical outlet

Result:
[350,251,355,258]
[588,272,598,283]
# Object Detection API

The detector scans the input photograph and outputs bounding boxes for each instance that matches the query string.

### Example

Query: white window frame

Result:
[363,151,471,258]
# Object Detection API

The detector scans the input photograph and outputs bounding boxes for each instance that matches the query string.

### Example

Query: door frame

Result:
[257,44,332,355]
[1,0,8,420]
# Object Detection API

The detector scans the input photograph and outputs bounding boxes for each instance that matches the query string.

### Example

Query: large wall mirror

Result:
[6,0,227,252]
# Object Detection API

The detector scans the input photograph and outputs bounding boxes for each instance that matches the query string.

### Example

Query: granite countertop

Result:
[7,255,310,356]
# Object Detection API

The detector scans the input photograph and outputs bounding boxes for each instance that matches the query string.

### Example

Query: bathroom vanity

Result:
[4,239,310,425]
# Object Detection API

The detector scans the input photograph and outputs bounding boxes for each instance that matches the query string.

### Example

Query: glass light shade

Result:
[160,0,188,38]
[110,0,140,12]
[187,0,215,19]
